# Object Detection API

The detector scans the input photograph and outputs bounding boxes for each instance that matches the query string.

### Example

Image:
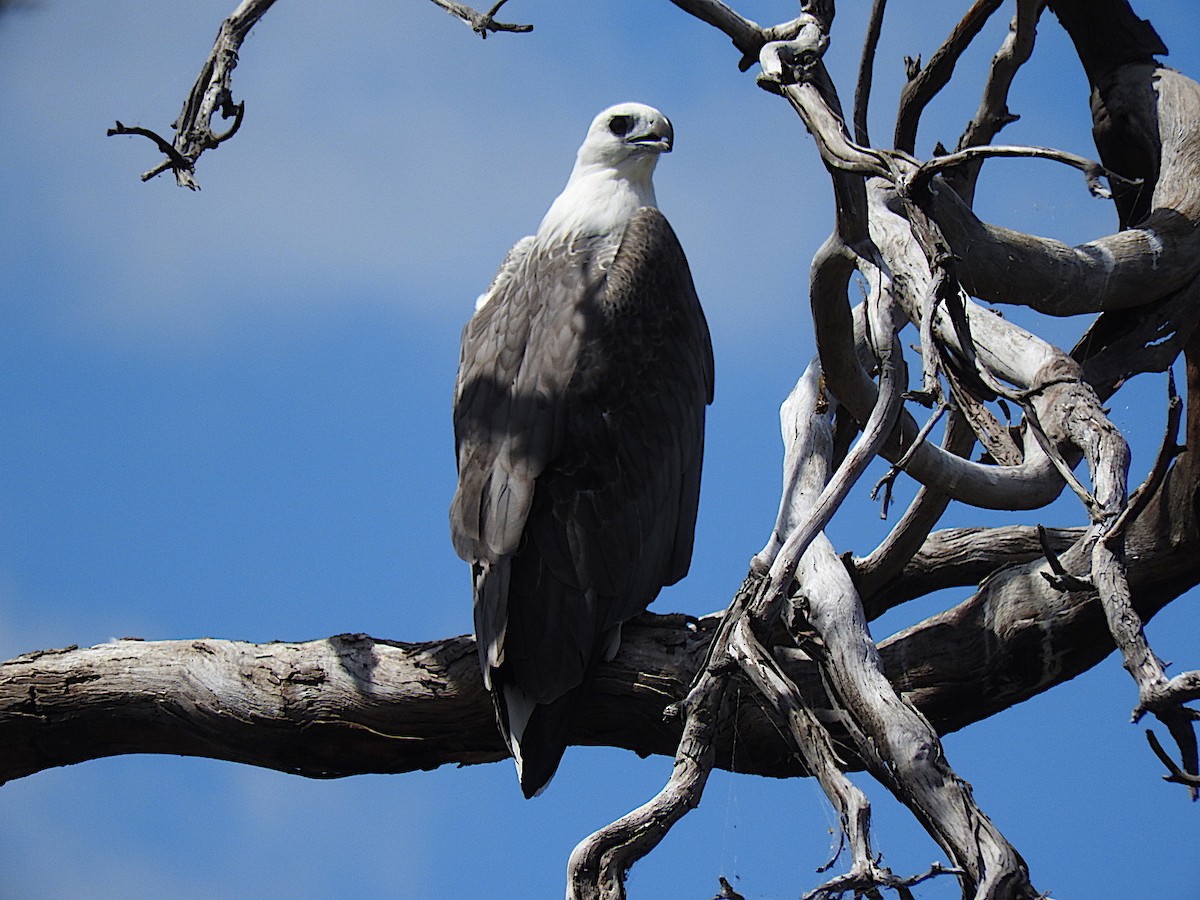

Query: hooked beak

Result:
[628,131,673,153]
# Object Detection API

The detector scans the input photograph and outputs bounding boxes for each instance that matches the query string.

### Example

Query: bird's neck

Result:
[537,160,658,243]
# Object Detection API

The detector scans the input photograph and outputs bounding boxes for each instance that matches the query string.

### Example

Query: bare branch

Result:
[1105,373,1184,543]
[566,573,769,900]
[910,142,1138,199]
[730,617,921,900]
[666,0,811,72]
[1037,524,1093,593]
[1147,729,1200,790]
[762,361,1038,897]
[566,669,725,900]
[947,0,1047,204]
[111,0,277,189]
[871,401,948,514]
[852,0,888,146]
[894,0,1005,155]
[1,488,1194,788]
[427,0,533,38]
[853,410,977,609]
[106,121,196,183]
[931,68,1200,316]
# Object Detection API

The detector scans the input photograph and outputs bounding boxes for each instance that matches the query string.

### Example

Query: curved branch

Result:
[666,0,812,72]
[894,0,1005,155]
[564,576,768,900]
[934,65,1200,315]
[111,0,277,189]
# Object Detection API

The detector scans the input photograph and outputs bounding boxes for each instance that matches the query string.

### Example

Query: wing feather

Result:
[450,207,712,795]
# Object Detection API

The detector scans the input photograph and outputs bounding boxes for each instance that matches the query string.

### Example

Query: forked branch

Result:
[109,0,276,188]
[428,0,533,38]
[113,0,532,188]
[894,0,1005,154]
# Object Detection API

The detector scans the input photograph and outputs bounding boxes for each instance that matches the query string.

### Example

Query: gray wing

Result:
[449,208,712,794]
[533,207,713,633]
[451,233,614,566]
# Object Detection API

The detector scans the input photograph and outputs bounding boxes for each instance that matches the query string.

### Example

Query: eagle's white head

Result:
[574,102,673,172]
[537,103,674,242]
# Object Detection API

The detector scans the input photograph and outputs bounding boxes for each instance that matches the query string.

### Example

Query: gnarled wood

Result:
[60,0,1200,896]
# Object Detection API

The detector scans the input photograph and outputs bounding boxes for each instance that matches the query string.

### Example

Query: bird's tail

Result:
[495,680,582,798]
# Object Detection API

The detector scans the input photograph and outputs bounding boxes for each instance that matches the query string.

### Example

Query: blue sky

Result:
[1,1,1197,897]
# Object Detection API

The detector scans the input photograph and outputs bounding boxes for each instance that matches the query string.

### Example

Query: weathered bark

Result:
[5,360,1196,785]
[61,0,1200,896]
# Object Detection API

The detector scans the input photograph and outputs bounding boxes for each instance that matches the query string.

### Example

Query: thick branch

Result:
[1,473,1193,789]
[933,65,1200,314]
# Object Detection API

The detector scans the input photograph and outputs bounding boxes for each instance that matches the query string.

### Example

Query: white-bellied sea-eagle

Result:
[450,103,714,798]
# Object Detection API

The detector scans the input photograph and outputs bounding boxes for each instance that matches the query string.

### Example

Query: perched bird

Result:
[450,103,713,797]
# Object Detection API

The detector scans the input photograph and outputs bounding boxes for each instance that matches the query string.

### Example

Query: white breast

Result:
[537,159,658,244]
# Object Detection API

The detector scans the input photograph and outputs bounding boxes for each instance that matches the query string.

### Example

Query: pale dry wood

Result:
[757,44,1085,512]
[664,0,813,71]
[893,0,1005,155]
[932,67,1200,314]
[816,191,1067,510]
[2,467,1193,788]
[83,1,1200,896]
[428,0,533,37]
[745,354,1034,896]
[852,409,978,607]
[565,574,768,900]
[729,618,930,900]
[110,0,277,188]
[947,0,1047,204]
[760,352,1036,898]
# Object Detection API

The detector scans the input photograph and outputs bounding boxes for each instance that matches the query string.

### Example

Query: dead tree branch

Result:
[894,0,1005,155]
[85,0,1200,894]
[428,0,533,38]
[947,0,1046,203]
[110,0,276,188]
[2,460,1195,788]
[113,0,532,188]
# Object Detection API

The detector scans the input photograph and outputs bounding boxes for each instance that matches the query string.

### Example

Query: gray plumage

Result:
[450,103,713,797]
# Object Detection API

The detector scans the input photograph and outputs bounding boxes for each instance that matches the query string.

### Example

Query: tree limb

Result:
[894,0,1005,155]
[110,0,277,188]
[2,455,1194,789]
[427,0,533,38]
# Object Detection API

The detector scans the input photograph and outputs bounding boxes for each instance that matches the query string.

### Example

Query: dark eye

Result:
[608,115,632,137]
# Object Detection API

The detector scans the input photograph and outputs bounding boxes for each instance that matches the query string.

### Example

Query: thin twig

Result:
[428,0,533,37]
[909,143,1141,199]
[106,122,195,182]
[852,0,888,146]
[871,402,949,518]
[1022,401,1099,514]
[1146,730,1200,789]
